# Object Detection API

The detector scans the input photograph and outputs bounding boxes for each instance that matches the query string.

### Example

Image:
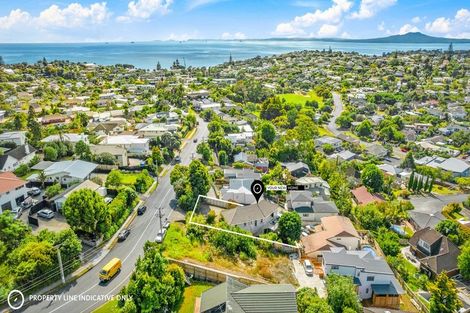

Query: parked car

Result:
[118,229,131,242]
[28,187,41,196]
[21,197,34,209]
[11,207,23,219]
[155,228,167,243]
[174,156,181,163]
[163,220,170,230]
[303,259,313,276]
[193,138,198,143]
[137,205,147,215]
[37,209,55,219]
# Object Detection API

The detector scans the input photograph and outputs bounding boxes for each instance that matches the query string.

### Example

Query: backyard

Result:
[278,90,324,107]
[177,281,214,313]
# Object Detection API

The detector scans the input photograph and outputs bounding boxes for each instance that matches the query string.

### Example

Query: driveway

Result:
[400,246,420,269]
[292,260,326,297]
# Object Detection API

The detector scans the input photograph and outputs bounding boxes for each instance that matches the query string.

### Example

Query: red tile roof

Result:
[351,186,384,205]
[0,172,26,194]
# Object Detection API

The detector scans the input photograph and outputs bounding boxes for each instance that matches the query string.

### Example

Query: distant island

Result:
[266,32,470,44]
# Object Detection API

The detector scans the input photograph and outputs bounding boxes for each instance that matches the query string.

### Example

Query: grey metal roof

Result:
[222,200,278,225]
[43,160,98,180]
[323,249,394,275]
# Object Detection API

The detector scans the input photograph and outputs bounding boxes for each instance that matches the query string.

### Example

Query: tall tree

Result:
[361,164,384,193]
[429,273,461,313]
[278,211,301,244]
[458,242,470,280]
[326,274,362,313]
[188,159,211,197]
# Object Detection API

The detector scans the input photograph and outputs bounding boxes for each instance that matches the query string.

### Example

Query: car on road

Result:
[155,228,167,243]
[137,205,147,215]
[303,259,313,276]
[118,229,131,242]
[193,138,198,143]
[99,258,121,282]
[163,220,170,230]
[37,209,55,219]
[174,156,181,163]
[28,187,41,196]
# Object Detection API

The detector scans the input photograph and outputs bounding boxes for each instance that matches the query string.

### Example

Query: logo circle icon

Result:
[7,289,25,310]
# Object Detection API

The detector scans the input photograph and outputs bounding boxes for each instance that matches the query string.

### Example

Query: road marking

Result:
[48,188,173,313]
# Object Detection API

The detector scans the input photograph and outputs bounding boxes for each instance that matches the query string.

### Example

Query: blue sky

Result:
[0,0,468,42]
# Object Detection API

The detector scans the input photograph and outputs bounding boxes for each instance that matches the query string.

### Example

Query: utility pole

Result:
[157,207,163,230]
[56,246,65,284]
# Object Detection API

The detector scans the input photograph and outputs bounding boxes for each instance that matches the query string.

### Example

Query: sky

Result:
[0,0,469,42]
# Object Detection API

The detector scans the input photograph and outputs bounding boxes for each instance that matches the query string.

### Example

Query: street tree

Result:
[429,273,461,313]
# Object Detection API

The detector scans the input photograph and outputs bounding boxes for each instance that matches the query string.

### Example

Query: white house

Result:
[136,123,178,138]
[0,144,37,172]
[0,131,27,146]
[41,133,89,145]
[32,160,98,187]
[100,135,150,155]
[0,172,28,213]
[221,200,279,235]
[323,248,404,305]
[221,178,256,205]
[90,144,129,167]
[51,179,106,211]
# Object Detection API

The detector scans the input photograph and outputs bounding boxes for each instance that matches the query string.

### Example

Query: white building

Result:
[136,123,178,138]
[42,133,89,145]
[221,179,256,205]
[100,135,150,155]
[31,160,98,187]
[0,131,27,146]
[0,172,28,213]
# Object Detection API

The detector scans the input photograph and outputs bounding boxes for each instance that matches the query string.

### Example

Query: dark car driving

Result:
[137,205,147,215]
[118,229,131,242]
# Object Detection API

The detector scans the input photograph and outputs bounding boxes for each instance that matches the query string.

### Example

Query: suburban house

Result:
[221,179,256,205]
[322,248,404,309]
[136,123,178,138]
[254,158,269,172]
[409,227,460,277]
[90,144,129,167]
[378,164,403,177]
[224,169,261,180]
[295,176,331,199]
[301,216,360,259]
[40,114,69,125]
[0,131,27,146]
[233,152,257,165]
[0,144,37,172]
[287,191,338,225]
[282,162,310,178]
[365,143,388,159]
[351,186,384,206]
[0,172,28,213]
[328,150,357,162]
[314,136,342,150]
[100,135,150,155]
[416,156,470,177]
[198,277,298,313]
[92,122,125,136]
[221,200,279,235]
[41,133,89,145]
[31,160,98,187]
[51,179,107,211]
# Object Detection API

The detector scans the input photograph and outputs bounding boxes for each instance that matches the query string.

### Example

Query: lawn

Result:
[92,299,119,313]
[162,223,210,262]
[432,185,459,195]
[318,126,334,137]
[177,282,214,313]
[120,172,139,185]
[278,90,324,107]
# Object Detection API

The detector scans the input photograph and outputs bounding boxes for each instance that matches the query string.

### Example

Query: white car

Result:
[155,228,167,243]
[38,209,55,219]
[303,259,314,276]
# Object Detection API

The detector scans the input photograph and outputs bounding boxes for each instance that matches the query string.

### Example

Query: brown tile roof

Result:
[351,186,384,205]
[0,172,26,194]
[301,216,360,257]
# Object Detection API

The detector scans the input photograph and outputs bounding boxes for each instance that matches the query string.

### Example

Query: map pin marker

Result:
[251,180,265,203]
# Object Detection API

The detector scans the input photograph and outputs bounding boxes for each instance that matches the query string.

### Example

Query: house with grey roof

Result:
[281,162,310,178]
[365,143,388,159]
[198,277,298,313]
[51,179,107,211]
[221,200,279,235]
[295,176,330,199]
[322,248,404,309]
[416,156,470,177]
[314,136,342,150]
[223,169,261,180]
[287,191,338,225]
[0,144,37,172]
[30,160,97,187]
[0,131,27,146]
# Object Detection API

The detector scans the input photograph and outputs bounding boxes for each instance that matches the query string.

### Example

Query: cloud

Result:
[317,24,340,37]
[411,16,421,24]
[423,8,470,38]
[350,0,397,20]
[118,0,173,21]
[0,9,31,29]
[273,0,352,36]
[221,32,247,40]
[0,3,109,30]
[377,21,385,31]
[399,23,420,35]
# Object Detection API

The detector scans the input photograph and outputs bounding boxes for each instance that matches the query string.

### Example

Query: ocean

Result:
[1,40,469,69]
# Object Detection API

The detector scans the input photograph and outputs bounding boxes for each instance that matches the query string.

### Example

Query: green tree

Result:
[119,242,185,313]
[0,212,30,252]
[376,228,401,256]
[361,164,384,193]
[458,242,470,280]
[401,152,415,169]
[278,211,301,244]
[218,150,228,165]
[45,183,63,198]
[322,144,335,155]
[356,119,372,137]
[44,146,58,161]
[355,203,387,231]
[74,140,91,160]
[188,160,211,197]
[105,169,122,188]
[335,111,353,129]
[297,287,333,313]
[14,164,29,177]
[258,121,276,145]
[62,189,110,236]
[408,171,415,191]
[326,274,362,313]
[429,273,461,313]
[196,142,212,162]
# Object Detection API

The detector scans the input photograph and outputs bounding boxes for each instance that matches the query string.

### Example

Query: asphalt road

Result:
[17,118,209,313]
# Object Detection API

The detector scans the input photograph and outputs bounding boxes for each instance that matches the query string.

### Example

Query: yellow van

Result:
[99,258,122,282]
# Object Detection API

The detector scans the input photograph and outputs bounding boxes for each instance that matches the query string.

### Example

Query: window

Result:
[366,288,369,293]
[332,265,339,270]
[303,214,309,217]
[418,239,431,254]
[366,276,374,281]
